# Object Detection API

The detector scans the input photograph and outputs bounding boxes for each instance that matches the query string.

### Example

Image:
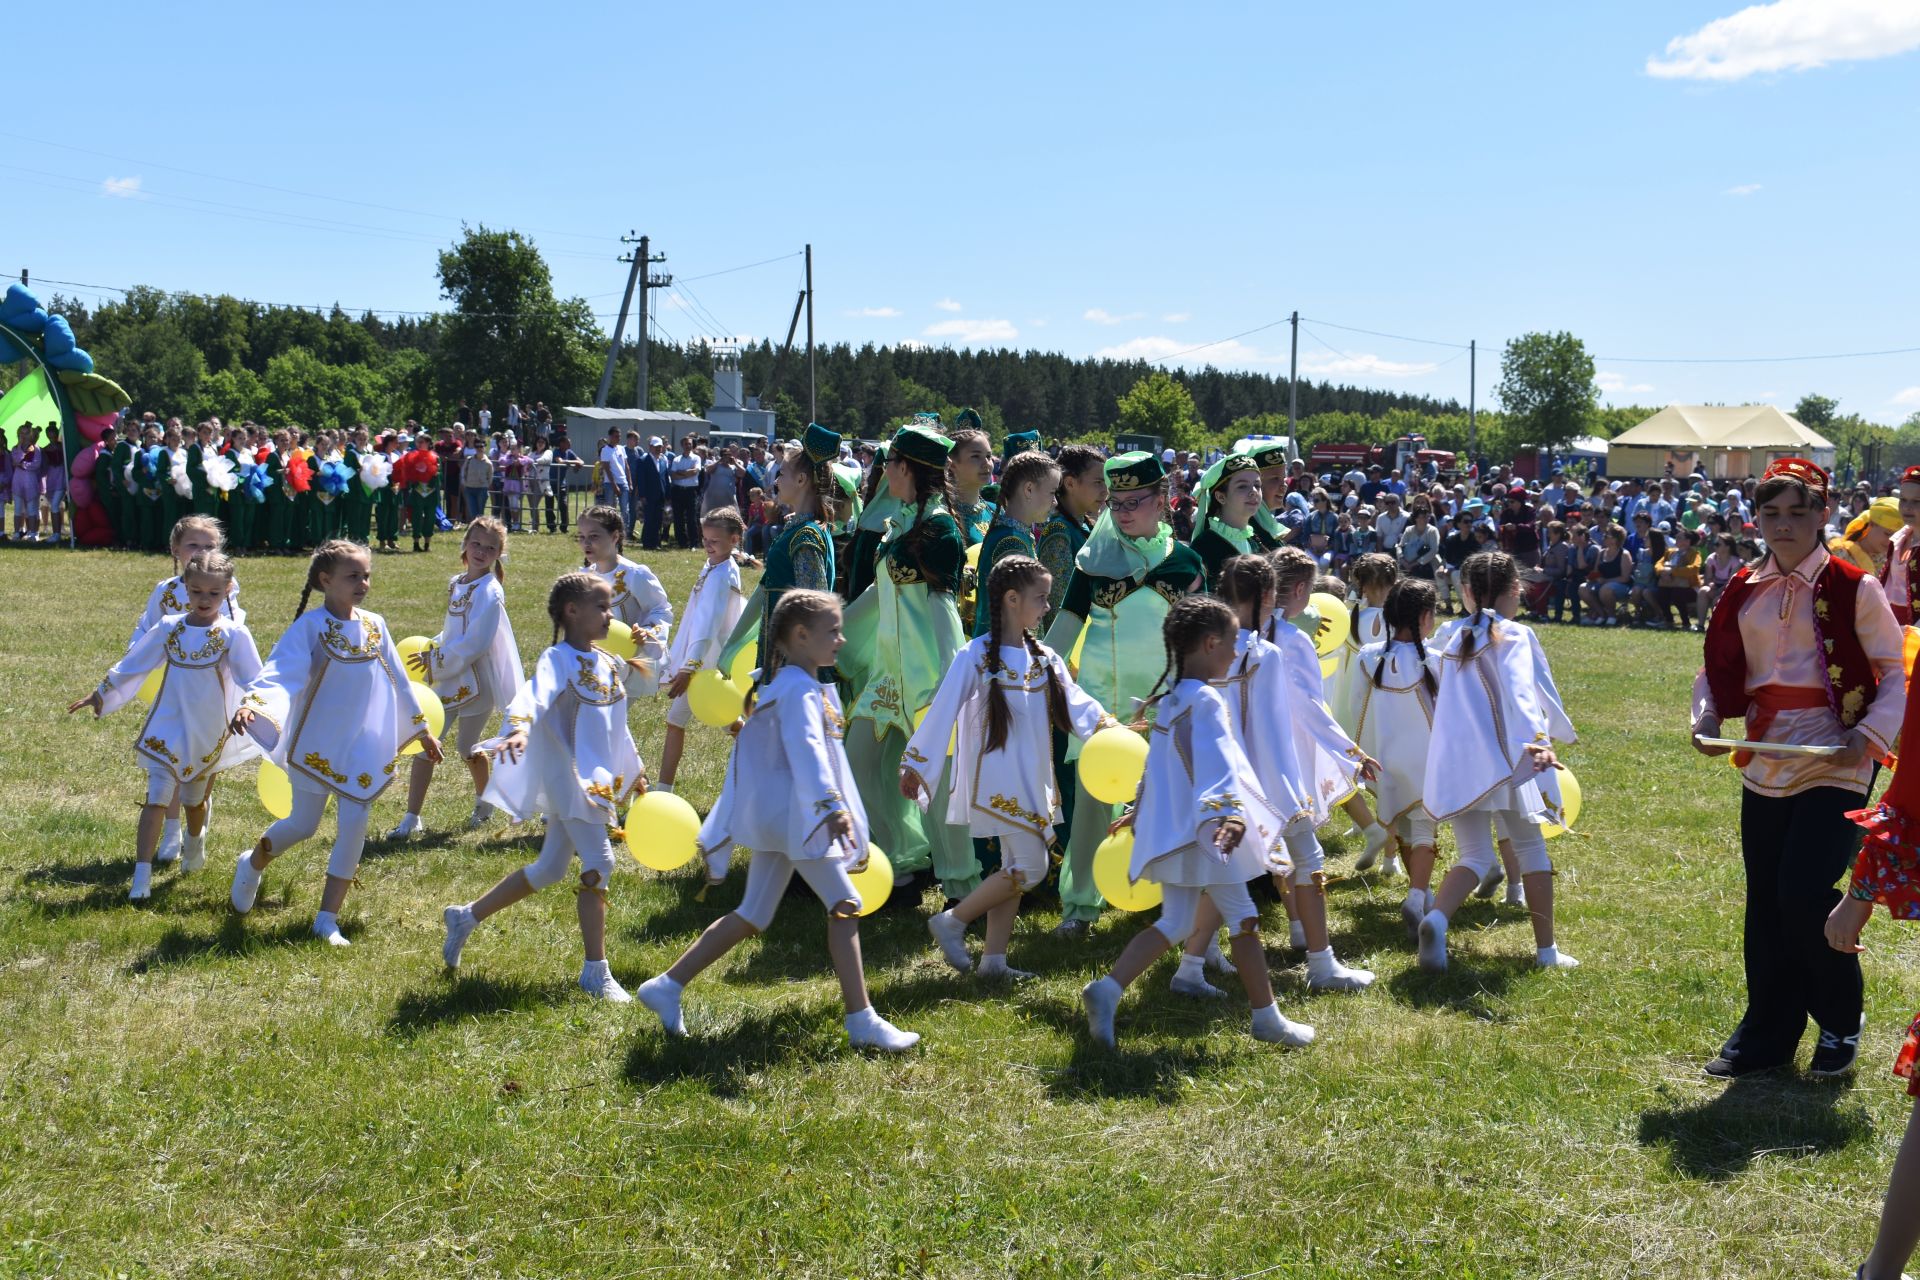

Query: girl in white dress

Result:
[131,514,245,866]
[1418,551,1580,972]
[1329,552,1400,873]
[228,540,442,946]
[1345,578,1446,939]
[1081,597,1314,1049]
[71,552,263,900]
[440,572,648,1002]
[576,504,672,697]
[909,556,1120,979]
[636,590,920,1053]
[389,516,527,837]
[655,507,750,793]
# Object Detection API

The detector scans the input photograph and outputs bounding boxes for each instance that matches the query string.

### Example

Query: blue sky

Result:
[6,0,1918,421]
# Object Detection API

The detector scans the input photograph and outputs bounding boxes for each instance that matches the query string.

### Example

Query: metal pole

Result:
[1286,310,1298,453]
[594,234,642,408]
[805,244,816,424]
[1468,339,1477,464]
[635,235,650,412]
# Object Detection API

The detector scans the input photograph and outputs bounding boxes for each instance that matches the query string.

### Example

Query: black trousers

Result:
[1726,785,1864,1063]
[670,486,699,549]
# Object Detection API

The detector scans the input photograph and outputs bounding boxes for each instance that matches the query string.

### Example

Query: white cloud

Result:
[1299,351,1440,378]
[1596,370,1658,395]
[934,298,962,312]
[101,175,143,198]
[1647,0,1920,81]
[846,306,901,318]
[1083,308,1144,326]
[1162,312,1192,323]
[1892,386,1920,407]
[922,317,1018,345]
[1093,335,1277,367]
[1726,183,1763,196]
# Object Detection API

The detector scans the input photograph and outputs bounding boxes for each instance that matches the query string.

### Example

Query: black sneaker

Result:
[1703,1048,1790,1080]
[1050,918,1090,941]
[1809,1014,1866,1078]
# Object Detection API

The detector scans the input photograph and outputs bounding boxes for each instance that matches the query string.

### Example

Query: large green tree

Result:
[1793,393,1839,433]
[435,226,602,415]
[1494,331,1597,450]
[1115,371,1205,451]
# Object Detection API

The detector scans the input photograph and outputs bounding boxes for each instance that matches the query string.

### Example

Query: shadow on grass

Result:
[1026,992,1234,1103]
[1638,1073,1871,1180]
[620,1000,849,1098]
[1382,950,1527,1021]
[386,972,576,1037]
[127,913,340,972]
[21,857,212,917]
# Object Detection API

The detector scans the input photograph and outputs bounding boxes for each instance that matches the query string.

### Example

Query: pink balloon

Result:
[76,413,117,444]
[70,446,97,478]
[68,475,94,508]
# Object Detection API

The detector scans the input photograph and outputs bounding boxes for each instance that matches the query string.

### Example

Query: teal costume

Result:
[721,423,842,677]
[342,446,373,544]
[971,507,1037,635]
[1187,453,1263,592]
[1040,452,1204,925]
[1035,508,1092,632]
[1248,440,1291,552]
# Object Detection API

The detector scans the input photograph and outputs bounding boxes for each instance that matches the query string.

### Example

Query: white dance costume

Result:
[1346,638,1444,845]
[420,571,526,750]
[661,557,747,729]
[130,574,244,648]
[589,556,672,697]
[902,634,1119,885]
[698,664,869,925]
[98,614,263,805]
[1326,603,1386,736]
[1266,618,1371,826]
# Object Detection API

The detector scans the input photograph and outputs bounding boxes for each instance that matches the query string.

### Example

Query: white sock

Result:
[845,1006,919,1051]
[1305,947,1336,980]
[163,818,181,841]
[130,862,152,899]
[977,954,1033,979]
[313,910,349,946]
[1083,975,1124,1046]
[1250,1003,1315,1046]
[1176,954,1206,983]
[636,974,686,1034]
[1536,944,1580,969]
[1289,918,1307,949]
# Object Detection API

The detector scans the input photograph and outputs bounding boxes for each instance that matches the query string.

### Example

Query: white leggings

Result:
[145,769,209,807]
[996,830,1051,889]
[1451,810,1550,878]
[1153,881,1261,943]
[262,787,373,880]
[735,849,862,931]
[449,710,490,758]
[1284,826,1324,884]
[1393,809,1438,848]
[523,817,616,891]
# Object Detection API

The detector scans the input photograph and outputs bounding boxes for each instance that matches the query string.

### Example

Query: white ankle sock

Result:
[313,910,349,946]
[130,862,152,899]
[1176,954,1206,983]
[1305,947,1335,979]
[977,954,1032,979]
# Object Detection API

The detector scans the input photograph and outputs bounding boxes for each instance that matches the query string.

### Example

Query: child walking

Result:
[655,507,750,793]
[576,504,672,696]
[638,590,920,1052]
[1328,552,1398,871]
[1081,596,1312,1049]
[390,516,527,837]
[71,551,263,899]
[440,572,648,1002]
[229,540,442,945]
[1417,551,1580,973]
[908,556,1120,978]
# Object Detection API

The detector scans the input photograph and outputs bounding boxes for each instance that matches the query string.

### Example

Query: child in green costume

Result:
[973,450,1059,634]
[719,424,843,681]
[1188,452,1266,593]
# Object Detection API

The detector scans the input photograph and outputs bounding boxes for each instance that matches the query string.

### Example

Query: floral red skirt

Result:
[1898,1012,1920,1098]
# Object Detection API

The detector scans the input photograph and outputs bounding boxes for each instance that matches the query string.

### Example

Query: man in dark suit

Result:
[631,435,668,549]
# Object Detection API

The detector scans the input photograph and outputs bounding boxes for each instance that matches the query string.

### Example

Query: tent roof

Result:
[1607,404,1832,452]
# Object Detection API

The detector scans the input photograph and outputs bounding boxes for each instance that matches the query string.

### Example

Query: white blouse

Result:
[1345,638,1443,829]
[662,558,747,682]
[1210,631,1317,832]
[98,615,263,782]
[481,642,645,827]
[130,574,244,648]
[422,572,526,718]
[589,556,673,696]
[1423,614,1576,823]
[1129,680,1290,888]
[1265,618,1372,825]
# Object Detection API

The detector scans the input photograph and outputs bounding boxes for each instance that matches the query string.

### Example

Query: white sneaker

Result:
[180,833,206,873]
[927,910,973,972]
[312,911,350,947]
[846,1008,919,1052]
[636,975,687,1036]
[580,961,632,1003]
[465,802,495,831]
[1082,977,1122,1047]
[230,852,263,913]
[156,824,181,865]
[1251,1005,1316,1046]
[386,814,422,840]
[1354,824,1391,871]
[129,863,152,901]
[1308,959,1377,993]
[1171,971,1227,1000]
[442,905,476,968]
[1202,938,1237,976]
[1417,911,1449,973]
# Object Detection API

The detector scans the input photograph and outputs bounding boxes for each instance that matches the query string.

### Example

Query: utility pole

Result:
[633,236,670,413]
[17,268,26,286]
[804,244,816,424]
[1286,310,1299,454]
[594,233,643,408]
[1468,339,1477,464]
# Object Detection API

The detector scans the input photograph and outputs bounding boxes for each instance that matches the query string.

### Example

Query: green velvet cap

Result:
[1104,450,1165,493]
[890,422,955,469]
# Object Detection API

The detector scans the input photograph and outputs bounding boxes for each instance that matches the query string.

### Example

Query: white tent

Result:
[1605,405,1834,480]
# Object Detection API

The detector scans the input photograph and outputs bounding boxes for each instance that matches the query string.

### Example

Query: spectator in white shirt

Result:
[1373,490,1409,550]
[598,429,630,509]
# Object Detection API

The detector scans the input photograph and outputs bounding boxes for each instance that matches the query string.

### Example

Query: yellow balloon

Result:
[965,542,982,569]
[910,705,957,756]
[688,668,747,728]
[400,683,445,756]
[1541,767,1582,839]
[1320,654,1338,678]
[728,644,757,690]
[627,791,701,870]
[396,634,433,673]
[137,666,164,704]
[604,619,638,661]
[1308,593,1351,657]
[1080,725,1148,804]
[1092,830,1161,912]
[1068,623,1087,672]
[256,759,293,820]
[849,843,894,916]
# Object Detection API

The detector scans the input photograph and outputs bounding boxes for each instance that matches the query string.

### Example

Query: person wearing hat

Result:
[838,422,977,903]
[720,423,846,680]
[979,428,1040,508]
[1188,452,1266,592]
[948,409,996,548]
[1040,451,1206,937]
[1832,496,1902,576]
[1246,441,1292,551]
[1693,457,1905,1080]
[1882,466,1920,626]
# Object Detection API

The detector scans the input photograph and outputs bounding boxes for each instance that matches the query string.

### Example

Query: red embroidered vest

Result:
[1703,552,1875,729]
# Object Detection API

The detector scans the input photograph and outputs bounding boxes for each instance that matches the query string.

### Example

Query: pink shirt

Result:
[1692,544,1904,797]
[1887,525,1915,618]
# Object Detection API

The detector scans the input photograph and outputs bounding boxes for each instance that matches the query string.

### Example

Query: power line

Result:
[30,275,639,322]
[1300,316,1473,350]
[1138,316,1296,366]
[677,251,803,283]
[1591,345,1920,365]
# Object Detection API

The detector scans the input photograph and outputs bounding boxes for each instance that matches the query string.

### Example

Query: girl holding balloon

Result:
[388,515,526,839]
[637,589,921,1052]
[576,504,672,697]
[908,555,1121,980]
[653,506,750,795]
[228,540,441,946]
[69,551,263,900]
[441,571,647,1003]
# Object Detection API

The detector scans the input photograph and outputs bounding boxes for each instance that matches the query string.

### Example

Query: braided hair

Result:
[1376,578,1439,697]
[1264,545,1318,642]
[1457,550,1519,659]
[181,550,237,595]
[895,451,961,593]
[1053,444,1103,511]
[998,451,1061,513]
[1142,595,1237,712]
[981,555,1072,754]
[1348,552,1399,600]
[1217,554,1277,678]
[748,589,842,718]
[294,539,370,620]
[547,570,607,645]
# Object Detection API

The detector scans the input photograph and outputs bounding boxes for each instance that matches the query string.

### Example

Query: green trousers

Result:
[343,496,371,543]
[228,499,257,552]
[845,721,979,900]
[1057,770,1115,924]
[375,493,398,545]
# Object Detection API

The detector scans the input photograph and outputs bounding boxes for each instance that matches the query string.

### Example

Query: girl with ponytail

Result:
[577,503,673,697]
[905,556,1119,980]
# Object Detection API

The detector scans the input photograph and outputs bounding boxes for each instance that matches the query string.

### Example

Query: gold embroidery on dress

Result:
[887,559,924,587]
[902,744,930,764]
[1091,581,1134,611]
[447,576,479,616]
[303,752,348,784]
[321,617,383,662]
[143,736,179,764]
[165,622,231,666]
[357,772,373,789]
[990,793,1046,828]
[865,677,903,717]
[572,653,624,706]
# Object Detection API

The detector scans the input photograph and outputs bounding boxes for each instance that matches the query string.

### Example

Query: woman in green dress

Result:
[1040,451,1205,937]
[839,442,900,603]
[720,423,843,677]
[839,423,975,902]
[1036,444,1106,631]
[947,410,995,547]
[1187,451,1266,593]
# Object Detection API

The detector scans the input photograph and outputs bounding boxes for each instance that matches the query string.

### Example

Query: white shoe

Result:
[465,802,495,831]
[312,911,350,947]
[155,824,181,865]
[579,961,632,1003]
[636,976,687,1035]
[1171,971,1227,1000]
[1082,977,1121,1048]
[230,853,262,913]
[129,863,152,901]
[1354,824,1391,871]
[1417,911,1449,973]
[927,910,973,972]
[180,833,206,873]
[386,814,422,840]
[1308,959,1377,993]
[1251,1005,1316,1046]
[1380,855,1401,878]
[1537,946,1581,970]
[845,1008,919,1052]
[1475,865,1505,899]
[442,905,476,968]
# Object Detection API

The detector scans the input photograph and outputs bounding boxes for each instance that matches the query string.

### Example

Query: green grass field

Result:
[0,534,1913,1279]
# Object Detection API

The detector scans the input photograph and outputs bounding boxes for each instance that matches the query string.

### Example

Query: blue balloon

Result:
[0,283,47,335]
